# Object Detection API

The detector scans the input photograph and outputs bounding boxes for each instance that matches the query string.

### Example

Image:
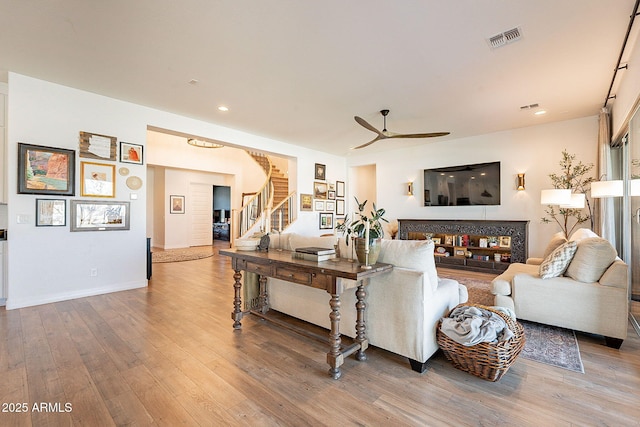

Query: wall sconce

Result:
[407,182,414,196]
[517,173,525,191]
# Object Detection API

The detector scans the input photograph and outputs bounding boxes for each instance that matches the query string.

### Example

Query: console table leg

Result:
[354,282,368,361]
[231,269,243,329]
[327,293,343,379]
[258,274,269,314]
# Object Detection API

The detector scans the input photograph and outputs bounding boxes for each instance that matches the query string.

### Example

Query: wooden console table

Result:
[219,248,392,379]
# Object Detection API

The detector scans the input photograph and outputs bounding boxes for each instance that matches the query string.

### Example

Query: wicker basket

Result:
[436,304,525,382]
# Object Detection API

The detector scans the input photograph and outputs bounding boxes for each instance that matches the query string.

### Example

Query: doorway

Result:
[213,185,231,241]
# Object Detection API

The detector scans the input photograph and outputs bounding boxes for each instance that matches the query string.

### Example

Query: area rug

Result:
[439,271,584,373]
[152,247,214,263]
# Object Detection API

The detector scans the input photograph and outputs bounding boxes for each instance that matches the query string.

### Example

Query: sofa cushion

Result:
[539,241,577,279]
[543,231,568,259]
[565,237,618,283]
[379,239,437,289]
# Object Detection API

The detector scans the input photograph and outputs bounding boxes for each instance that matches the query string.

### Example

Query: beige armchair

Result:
[491,230,629,348]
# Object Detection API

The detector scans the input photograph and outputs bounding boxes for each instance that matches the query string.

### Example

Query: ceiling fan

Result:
[353,109,450,149]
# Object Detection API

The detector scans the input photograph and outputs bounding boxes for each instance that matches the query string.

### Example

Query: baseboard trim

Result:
[5,280,147,310]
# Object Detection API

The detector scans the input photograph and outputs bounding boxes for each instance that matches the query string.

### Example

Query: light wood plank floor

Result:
[1,244,640,426]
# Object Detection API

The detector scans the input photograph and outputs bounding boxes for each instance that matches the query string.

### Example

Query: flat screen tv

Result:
[423,161,501,206]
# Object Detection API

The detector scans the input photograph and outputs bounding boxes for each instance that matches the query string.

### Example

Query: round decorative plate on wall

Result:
[119,167,130,176]
[126,176,143,190]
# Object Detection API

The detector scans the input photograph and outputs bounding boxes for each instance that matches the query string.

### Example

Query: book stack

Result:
[292,247,336,262]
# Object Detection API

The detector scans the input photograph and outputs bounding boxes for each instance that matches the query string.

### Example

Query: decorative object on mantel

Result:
[338,197,388,267]
[541,150,595,238]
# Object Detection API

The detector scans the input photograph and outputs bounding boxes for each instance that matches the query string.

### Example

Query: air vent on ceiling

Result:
[487,27,522,49]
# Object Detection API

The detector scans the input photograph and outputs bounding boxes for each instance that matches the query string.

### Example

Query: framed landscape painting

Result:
[18,143,76,196]
[70,200,130,232]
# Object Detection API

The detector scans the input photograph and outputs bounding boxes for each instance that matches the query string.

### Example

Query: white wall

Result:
[6,73,347,309]
[348,116,599,257]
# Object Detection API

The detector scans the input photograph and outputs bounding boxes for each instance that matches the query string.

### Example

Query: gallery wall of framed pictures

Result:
[18,130,145,231]
[309,163,346,230]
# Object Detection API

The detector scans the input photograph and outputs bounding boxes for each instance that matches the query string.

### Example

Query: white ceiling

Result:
[0,1,637,156]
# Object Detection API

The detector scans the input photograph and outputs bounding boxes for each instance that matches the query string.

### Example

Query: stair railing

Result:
[238,156,274,237]
[270,191,297,233]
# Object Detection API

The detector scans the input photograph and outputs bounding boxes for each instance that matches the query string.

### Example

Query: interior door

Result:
[189,183,213,247]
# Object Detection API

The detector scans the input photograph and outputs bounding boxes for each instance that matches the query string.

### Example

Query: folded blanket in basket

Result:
[440,306,515,346]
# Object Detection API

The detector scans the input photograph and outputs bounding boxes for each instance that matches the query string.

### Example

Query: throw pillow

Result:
[542,231,568,259]
[539,241,578,279]
[565,237,618,283]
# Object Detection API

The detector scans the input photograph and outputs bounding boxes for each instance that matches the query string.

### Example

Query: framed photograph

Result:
[336,181,345,198]
[336,199,345,216]
[499,236,512,248]
[328,190,336,200]
[444,235,454,245]
[18,143,76,196]
[432,237,441,244]
[300,193,313,211]
[81,161,116,198]
[314,181,328,199]
[70,200,130,232]
[120,142,143,165]
[314,200,325,211]
[79,131,117,161]
[326,201,335,212]
[314,163,326,180]
[170,195,185,214]
[319,212,333,229]
[35,199,66,226]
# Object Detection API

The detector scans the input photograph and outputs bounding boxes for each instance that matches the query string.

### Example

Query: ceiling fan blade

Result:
[354,116,383,136]
[351,135,384,150]
[388,132,450,139]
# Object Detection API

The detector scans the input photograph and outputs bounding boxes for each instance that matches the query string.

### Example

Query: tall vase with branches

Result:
[541,149,595,238]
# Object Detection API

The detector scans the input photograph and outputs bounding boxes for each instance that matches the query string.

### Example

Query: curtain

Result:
[597,107,616,246]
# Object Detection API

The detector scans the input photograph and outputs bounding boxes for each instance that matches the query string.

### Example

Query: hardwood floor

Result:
[1,245,640,426]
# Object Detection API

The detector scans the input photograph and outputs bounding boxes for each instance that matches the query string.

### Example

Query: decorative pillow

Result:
[569,228,598,243]
[539,241,578,279]
[379,239,438,288]
[542,231,568,259]
[565,237,618,283]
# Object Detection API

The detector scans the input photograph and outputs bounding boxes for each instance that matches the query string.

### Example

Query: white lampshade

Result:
[630,179,640,197]
[560,193,586,209]
[540,189,572,205]
[591,180,623,198]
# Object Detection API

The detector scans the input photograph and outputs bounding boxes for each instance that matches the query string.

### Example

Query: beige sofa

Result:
[264,233,468,372]
[491,230,629,347]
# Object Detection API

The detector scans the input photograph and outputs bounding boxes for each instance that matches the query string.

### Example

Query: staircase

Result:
[238,152,296,238]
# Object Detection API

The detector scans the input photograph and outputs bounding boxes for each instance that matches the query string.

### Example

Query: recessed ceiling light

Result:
[534,110,547,115]
[218,106,229,112]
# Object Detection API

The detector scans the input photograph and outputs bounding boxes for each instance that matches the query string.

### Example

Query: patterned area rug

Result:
[152,247,214,263]
[439,271,584,373]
